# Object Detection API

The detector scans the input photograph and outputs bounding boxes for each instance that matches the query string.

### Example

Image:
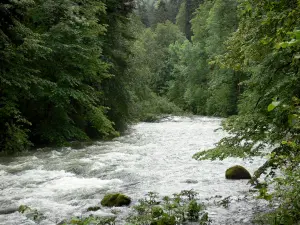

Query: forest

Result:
[1,0,300,224]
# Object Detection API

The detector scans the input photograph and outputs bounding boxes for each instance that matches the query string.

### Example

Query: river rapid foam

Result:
[0,116,266,225]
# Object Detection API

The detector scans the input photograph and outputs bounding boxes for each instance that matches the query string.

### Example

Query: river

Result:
[0,116,266,225]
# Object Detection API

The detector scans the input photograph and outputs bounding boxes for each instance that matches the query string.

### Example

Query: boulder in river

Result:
[184,179,198,184]
[101,193,131,207]
[87,206,101,212]
[225,165,251,179]
[18,205,31,213]
[142,114,160,122]
[0,207,18,215]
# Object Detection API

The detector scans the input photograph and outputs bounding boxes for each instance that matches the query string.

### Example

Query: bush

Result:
[61,216,116,225]
[132,92,184,122]
[127,190,211,225]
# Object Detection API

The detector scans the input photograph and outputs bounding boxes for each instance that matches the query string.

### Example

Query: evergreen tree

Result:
[168,0,240,116]
[99,0,135,132]
[176,0,203,39]
[204,0,240,116]
[153,0,169,25]
[176,1,187,34]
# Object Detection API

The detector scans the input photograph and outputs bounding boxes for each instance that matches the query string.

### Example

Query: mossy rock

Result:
[225,165,251,179]
[87,206,101,212]
[18,205,31,213]
[18,205,45,222]
[101,193,131,207]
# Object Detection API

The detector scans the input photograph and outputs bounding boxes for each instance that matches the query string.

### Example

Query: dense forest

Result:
[1,0,300,224]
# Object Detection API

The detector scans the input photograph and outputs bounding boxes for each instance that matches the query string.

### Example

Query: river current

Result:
[0,116,266,225]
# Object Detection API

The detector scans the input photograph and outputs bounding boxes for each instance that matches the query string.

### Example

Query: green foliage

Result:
[174,0,204,39]
[215,196,231,209]
[132,0,240,117]
[176,1,187,35]
[135,0,184,27]
[137,94,183,121]
[126,191,210,225]
[99,0,135,132]
[0,0,135,153]
[126,17,185,120]
[193,0,300,223]
[62,216,116,225]
[159,0,240,116]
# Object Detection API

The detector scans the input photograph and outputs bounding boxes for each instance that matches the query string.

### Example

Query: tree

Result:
[194,0,300,222]
[168,0,240,115]
[204,0,240,116]
[126,17,185,120]
[0,0,36,153]
[0,0,135,153]
[99,0,135,132]
[176,1,187,34]
[176,0,204,39]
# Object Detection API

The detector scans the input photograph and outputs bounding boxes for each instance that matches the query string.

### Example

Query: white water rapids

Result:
[0,116,267,225]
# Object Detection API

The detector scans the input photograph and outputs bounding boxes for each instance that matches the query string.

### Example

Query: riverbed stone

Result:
[225,165,251,179]
[101,193,131,207]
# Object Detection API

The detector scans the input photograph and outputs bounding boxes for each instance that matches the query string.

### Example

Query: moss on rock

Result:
[18,205,45,222]
[87,206,101,212]
[101,193,131,207]
[225,165,251,179]
[18,205,31,213]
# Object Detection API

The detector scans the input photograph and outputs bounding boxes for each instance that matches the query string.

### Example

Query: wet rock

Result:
[87,206,101,212]
[101,193,131,207]
[70,141,94,149]
[142,114,160,122]
[243,218,250,223]
[0,207,18,214]
[57,220,66,225]
[184,179,198,184]
[225,165,251,180]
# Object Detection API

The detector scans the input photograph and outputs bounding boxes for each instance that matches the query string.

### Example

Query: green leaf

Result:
[294,54,300,60]
[288,114,298,126]
[268,101,280,112]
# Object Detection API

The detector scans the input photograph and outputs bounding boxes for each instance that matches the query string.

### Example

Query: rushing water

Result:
[0,116,267,225]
